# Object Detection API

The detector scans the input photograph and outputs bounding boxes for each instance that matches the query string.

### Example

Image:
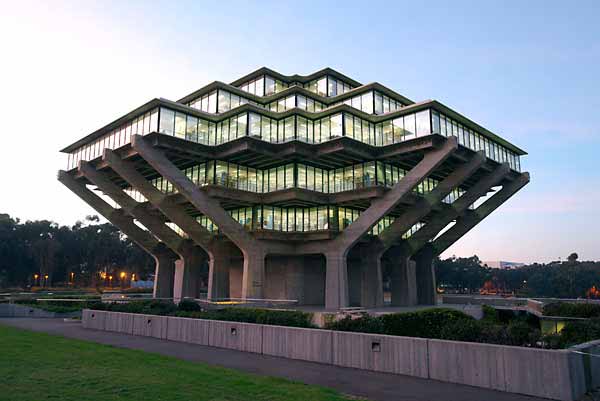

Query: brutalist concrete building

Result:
[58,67,528,310]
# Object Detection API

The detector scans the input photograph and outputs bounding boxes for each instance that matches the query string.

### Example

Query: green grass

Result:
[0,325,358,401]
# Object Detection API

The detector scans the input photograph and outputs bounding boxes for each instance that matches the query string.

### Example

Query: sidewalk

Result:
[0,318,546,401]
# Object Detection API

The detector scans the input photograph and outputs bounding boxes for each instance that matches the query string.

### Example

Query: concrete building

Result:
[483,261,526,269]
[58,67,529,310]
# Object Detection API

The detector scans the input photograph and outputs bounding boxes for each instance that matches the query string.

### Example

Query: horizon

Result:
[1,0,599,263]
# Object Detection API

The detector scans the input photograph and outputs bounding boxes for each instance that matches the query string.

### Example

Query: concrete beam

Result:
[403,163,511,256]
[432,172,530,255]
[57,170,168,257]
[378,151,486,249]
[332,137,458,253]
[78,161,187,254]
[103,149,215,251]
[131,135,289,253]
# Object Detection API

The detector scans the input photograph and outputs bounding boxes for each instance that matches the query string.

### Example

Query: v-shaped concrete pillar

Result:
[78,161,206,301]
[321,137,457,310]
[57,170,178,298]
[130,135,290,301]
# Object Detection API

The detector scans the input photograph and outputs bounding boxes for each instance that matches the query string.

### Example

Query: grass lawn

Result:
[0,324,358,401]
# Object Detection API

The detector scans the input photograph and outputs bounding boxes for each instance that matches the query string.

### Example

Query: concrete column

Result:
[414,245,437,305]
[207,243,233,301]
[152,250,176,299]
[241,249,266,300]
[286,256,305,304]
[325,251,349,310]
[359,244,384,308]
[389,250,418,306]
[173,246,207,302]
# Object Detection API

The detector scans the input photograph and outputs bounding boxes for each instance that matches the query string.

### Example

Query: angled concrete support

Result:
[333,137,458,251]
[58,170,178,299]
[433,172,530,255]
[78,161,209,301]
[413,244,437,305]
[386,246,417,306]
[325,251,349,310]
[378,151,486,249]
[103,149,215,251]
[404,163,511,256]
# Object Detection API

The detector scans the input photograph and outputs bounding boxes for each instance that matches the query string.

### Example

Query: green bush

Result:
[544,318,600,348]
[324,314,383,333]
[178,300,202,312]
[543,302,600,318]
[92,300,178,316]
[439,319,484,342]
[177,308,315,328]
[381,308,474,338]
[326,308,474,339]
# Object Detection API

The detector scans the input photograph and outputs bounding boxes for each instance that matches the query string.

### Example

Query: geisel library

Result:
[58,67,529,310]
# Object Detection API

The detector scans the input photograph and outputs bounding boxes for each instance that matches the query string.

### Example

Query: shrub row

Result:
[90,300,315,328]
[326,308,543,347]
[543,302,600,318]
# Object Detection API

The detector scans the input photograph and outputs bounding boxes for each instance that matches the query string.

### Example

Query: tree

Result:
[567,253,579,263]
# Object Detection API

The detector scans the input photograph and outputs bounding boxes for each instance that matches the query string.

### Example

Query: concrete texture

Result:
[208,320,263,353]
[332,331,429,378]
[503,346,584,401]
[1,317,549,401]
[262,325,333,364]
[132,314,168,339]
[0,304,64,318]
[166,316,210,345]
[82,309,107,330]
[428,339,507,391]
[104,311,134,334]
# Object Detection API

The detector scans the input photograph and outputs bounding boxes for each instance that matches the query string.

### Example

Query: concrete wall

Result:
[103,311,135,334]
[429,338,586,401]
[81,310,592,401]
[428,339,507,390]
[333,331,429,378]
[166,316,210,345]
[132,314,168,339]
[208,320,263,353]
[262,325,333,364]
[0,304,60,318]
[82,309,107,330]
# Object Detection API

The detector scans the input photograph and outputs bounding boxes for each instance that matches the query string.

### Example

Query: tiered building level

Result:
[59,67,529,309]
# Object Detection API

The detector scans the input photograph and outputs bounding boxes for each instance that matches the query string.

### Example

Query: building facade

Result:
[58,67,529,309]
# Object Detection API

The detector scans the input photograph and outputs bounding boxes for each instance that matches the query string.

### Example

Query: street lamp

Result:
[44,274,49,288]
[108,275,113,288]
[33,274,39,286]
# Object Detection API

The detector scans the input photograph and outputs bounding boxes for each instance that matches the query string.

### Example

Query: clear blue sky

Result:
[1,0,598,263]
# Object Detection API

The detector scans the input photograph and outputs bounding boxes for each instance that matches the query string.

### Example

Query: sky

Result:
[0,0,599,263]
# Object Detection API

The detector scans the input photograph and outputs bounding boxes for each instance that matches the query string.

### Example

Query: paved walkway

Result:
[0,318,546,401]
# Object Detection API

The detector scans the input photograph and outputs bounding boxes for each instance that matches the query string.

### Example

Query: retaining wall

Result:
[0,303,63,318]
[81,309,592,401]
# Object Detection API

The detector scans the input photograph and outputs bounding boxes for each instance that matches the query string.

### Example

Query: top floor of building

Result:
[60,67,527,172]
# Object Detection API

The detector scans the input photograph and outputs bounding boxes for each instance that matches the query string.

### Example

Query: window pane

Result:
[416,110,431,136]
[159,108,175,135]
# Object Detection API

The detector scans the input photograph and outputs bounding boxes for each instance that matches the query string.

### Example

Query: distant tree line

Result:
[436,255,600,298]
[0,213,153,289]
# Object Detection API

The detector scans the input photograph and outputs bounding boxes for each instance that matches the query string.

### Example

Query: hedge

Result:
[90,300,315,328]
[543,302,600,318]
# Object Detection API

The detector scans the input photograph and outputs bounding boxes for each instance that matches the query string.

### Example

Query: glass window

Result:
[317,77,327,96]
[174,113,186,139]
[265,76,275,95]
[285,96,295,110]
[249,113,261,137]
[255,77,264,97]
[432,111,440,134]
[237,114,247,137]
[415,110,431,137]
[186,116,198,142]
[362,92,373,114]
[159,108,175,135]
[404,114,416,139]
[331,114,342,137]
[284,117,295,141]
[383,121,393,145]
